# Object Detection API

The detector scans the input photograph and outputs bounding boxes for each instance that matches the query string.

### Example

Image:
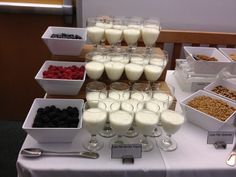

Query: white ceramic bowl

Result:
[218,48,236,74]
[41,26,87,56]
[180,90,236,131]
[204,79,236,103]
[35,60,86,95]
[22,98,84,143]
[184,46,232,74]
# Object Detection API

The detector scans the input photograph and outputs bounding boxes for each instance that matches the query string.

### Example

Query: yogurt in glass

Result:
[105,28,122,45]
[87,26,105,44]
[83,108,107,135]
[85,61,104,80]
[104,62,125,81]
[125,63,144,81]
[161,110,184,135]
[144,65,163,81]
[109,110,133,135]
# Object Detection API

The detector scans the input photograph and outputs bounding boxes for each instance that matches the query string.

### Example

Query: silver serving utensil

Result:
[21,148,99,159]
[226,143,236,167]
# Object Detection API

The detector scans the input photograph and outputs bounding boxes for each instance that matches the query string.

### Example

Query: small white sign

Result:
[111,144,142,159]
[207,131,234,144]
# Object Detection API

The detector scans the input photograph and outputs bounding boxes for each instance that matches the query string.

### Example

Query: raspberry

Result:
[42,64,85,80]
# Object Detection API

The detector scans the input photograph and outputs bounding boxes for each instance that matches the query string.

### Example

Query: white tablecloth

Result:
[17,71,236,177]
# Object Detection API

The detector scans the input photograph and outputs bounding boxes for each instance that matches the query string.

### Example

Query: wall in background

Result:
[77,0,236,32]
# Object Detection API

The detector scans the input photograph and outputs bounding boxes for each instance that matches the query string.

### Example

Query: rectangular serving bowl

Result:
[22,98,84,143]
[42,26,87,56]
[218,48,236,74]
[35,60,86,95]
[184,46,232,74]
[180,90,236,131]
[204,79,236,103]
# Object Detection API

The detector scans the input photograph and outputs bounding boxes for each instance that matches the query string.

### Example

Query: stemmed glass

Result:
[109,109,134,145]
[123,17,142,52]
[125,63,144,86]
[86,17,105,51]
[85,61,105,81]
[142,18,161,54]
[105,18,123,51]
[131,82,152,102]
[157,110,185,151]
[121,100,143,138]
[82,102,107,151]
[96,16,113,52]
[108,82,130,101]
[149,50,169,69]
[98,99,120,138]
[135,102,160,152]
[113,16,128,52]
[86,81,107,108]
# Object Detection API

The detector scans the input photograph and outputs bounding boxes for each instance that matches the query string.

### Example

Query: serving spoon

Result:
[21,148,99,159]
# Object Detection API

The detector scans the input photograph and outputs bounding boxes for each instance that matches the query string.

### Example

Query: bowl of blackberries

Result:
[35,60,86,95]
[22,98,84,143]
[41,26,87,56]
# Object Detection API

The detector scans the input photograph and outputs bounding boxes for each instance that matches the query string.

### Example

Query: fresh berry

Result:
[32,105,80,128]
[42,65,85,80]
[50,33,82,40]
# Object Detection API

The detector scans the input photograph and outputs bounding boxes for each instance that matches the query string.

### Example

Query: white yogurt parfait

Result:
[85,61,104,80]
[104,62,125,81]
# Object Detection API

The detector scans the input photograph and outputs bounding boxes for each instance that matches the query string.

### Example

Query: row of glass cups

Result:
[85,50,168,84]
[86,16,161,53]
[82,81,184,152]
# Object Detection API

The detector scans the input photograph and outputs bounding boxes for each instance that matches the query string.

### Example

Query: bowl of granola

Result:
[180,90,236,131]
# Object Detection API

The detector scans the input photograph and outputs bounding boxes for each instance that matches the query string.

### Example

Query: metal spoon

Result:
[21,148,99,159]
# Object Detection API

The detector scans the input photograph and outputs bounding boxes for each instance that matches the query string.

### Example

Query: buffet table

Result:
[17,71,236,177]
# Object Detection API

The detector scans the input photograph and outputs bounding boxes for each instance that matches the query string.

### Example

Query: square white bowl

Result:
[35,60,86,95]
[204,79,236,102]
[42,26,87,56]
[180,90,236,131]
[218,48,236,74]
[184,46,232,74]
[22,98,84,143]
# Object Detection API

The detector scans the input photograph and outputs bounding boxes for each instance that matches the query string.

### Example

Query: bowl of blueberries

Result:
[23,98,84,143]
[42,26,87,56]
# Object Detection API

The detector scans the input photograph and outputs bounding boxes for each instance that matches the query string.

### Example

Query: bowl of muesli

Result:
[180,90,236,131]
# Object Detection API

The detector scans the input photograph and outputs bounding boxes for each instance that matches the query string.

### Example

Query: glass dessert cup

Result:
[85,51,111,63]
[148,50,169,69]
[120,101,141,138]
[82,102,107,151]
[148,98,168,137]
[156,110,185,151]
[104,61,125,81]
[125,63,144,86]
[98,99,120,138]
[86,81,107,108]
[96,15,113,52]
[135,108,159,152]
[142,18,161,54]
[85,61,105,81]
[86,17,105,52]
[108,52,130,64]
[152,82,175,109]
[108,82,130,102]
[105,18,123,51]
[131,82,152,102]
[109,109,134,145]
[144,64,164,88]
[123,17,142,53]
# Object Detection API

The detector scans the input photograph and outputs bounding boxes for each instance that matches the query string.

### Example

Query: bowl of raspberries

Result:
[35,60,86,95]
[41,26,87,56]
[22,98,84,143]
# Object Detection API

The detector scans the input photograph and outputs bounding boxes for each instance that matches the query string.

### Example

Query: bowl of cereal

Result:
[204,79,236,103]
[180,90,236,131]
[218,48,236,74]
[184,46,232,74]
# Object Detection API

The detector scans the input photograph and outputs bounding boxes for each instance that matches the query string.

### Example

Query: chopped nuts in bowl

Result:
[180,90,236,131]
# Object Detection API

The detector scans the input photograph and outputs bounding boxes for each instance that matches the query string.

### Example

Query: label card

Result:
[111,144,142,159]
[207,131,234,144]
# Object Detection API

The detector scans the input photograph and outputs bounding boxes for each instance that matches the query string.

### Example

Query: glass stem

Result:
[163,134,172,145]
[141,135,148,145]
[89,134,98,145]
